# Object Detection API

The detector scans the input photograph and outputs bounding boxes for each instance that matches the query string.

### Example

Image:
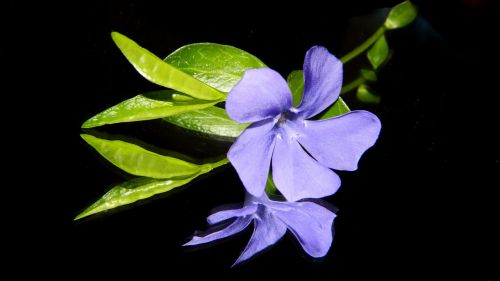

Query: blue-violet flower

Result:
[185,192,336,265]
[226,46,381,201]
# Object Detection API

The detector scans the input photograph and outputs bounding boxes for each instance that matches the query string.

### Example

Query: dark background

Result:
[9,0,497,279]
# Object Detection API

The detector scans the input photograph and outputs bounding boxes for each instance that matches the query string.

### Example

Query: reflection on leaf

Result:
[165,43,266,93]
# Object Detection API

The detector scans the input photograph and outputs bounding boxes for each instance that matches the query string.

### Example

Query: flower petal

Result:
[184,217,252,246]
[298,110,381,171]
[233,208,287,266]
[274,201,336,257]
[226,68,292,123]
[228,119,277,197]
[272,132,341,201]
[296,46,343,118]
[207,204,258,225]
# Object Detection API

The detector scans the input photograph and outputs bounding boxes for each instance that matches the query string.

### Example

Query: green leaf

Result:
[163,106,249,139]
[265,173,278,195]
[286,70,352,119]
[360,69,377,81]
[356,84,381,104]
[75,157,226,220]
[164,43,266,93]
[384,1,417,30]
[317,97,351,119]
[111,32,224,100]
[367,35,389,69]
[286,70,305,106]
[82,90,218,128]
[75,177,193,220]
[81,134,223,178]
[286,69,350,119]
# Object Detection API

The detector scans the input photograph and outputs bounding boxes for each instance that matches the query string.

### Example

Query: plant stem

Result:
[211,158,230,169]
[341,77,365,94]
[340,26,386,64]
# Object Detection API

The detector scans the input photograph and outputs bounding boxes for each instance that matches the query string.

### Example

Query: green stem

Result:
[340,26,386,64]
[341,77,365,94]
[211,158,230,169]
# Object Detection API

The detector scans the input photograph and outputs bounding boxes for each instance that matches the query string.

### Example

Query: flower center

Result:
[277,114,288,125]
[276,110,298,127]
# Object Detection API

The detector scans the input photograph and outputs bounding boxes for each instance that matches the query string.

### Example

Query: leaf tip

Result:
[384,0,417,30]
[111,31,131,48]
[81,120,93,129]
[110,31,122,40]
[74,209,92,221]
[74,205,103,221]
[73,213,86,221]
[80,134,94,144]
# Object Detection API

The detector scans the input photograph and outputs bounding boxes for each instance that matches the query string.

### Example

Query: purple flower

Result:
[184,193,336,266]
[226,46,381,201]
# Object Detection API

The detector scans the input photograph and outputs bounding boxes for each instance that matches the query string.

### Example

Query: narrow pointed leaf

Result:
[111,32,224,100]
[82,90,218,128]
[164,43,267,93]
[356,84,381,104]
[81,134,220,178]
[286,70,305,106]
[162,106,249,139]
[384,1,417,30]
[367,35,389,69]
[75,177,193,220]
[75,157,228,220]
[317,97,351,119]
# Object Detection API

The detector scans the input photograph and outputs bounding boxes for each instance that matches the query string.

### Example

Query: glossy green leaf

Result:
[81,134,221,178]
[360,69,377,81]
[75,158,228,220]
[317,97,351,119]
[75,177,194,220]
[367,35,389,69]
[286,70,305,106]
[164,43,266,93]
[384,1,417,30]
[82,90,218,128]
[163,106,249,139]
[111,32,224,100]
[356,84,381,104]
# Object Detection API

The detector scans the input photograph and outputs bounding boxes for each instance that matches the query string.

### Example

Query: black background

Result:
[9,0,498,279]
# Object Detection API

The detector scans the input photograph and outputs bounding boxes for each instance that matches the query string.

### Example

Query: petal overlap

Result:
[226,68,292,123]
[228,119,277,197]
[272,132,341,201]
